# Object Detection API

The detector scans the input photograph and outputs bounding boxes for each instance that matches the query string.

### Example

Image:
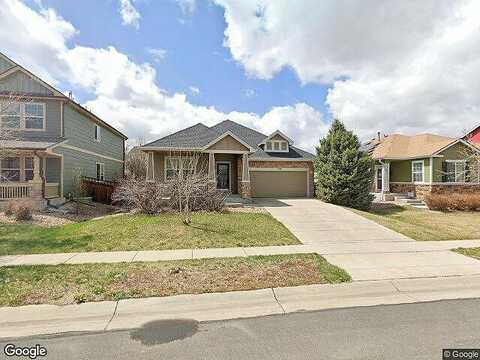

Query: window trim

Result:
[411,160,424,183]
[96,162,105,181]
[0,157,21,182]
[164,156,196,181]
[0,102,46,131]
[265,140,289,153]
[445,160,467,183]
[94,124,101,142]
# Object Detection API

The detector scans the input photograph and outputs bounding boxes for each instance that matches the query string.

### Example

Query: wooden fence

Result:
[82,177,117,204]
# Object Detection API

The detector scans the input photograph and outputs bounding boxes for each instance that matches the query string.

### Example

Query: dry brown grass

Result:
[0,254,351,306]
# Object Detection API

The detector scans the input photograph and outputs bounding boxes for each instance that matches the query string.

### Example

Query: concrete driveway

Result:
[256,198,480,281]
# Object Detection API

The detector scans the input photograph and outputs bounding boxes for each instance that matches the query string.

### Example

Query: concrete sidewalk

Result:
[0,245,315,267]
[3,275,480,339]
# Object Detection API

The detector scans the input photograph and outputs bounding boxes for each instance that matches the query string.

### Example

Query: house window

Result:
[0,102,21,129]
[0,157,20,182]
[24,103,45,129]
[94,125,101,142]
[165,157,195,180]
[96,162,105,181]
[0,102,44,130]
[412,160,424,183]
[165,158,181,180]
[444,160,466,183]
[265,140,289,153]
[24,157,34,181]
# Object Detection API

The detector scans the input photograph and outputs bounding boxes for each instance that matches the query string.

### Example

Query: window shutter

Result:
[465,162,470,183]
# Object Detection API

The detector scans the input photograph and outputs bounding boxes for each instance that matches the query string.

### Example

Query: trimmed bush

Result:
[5,199,34,221]
[424,193,480,211]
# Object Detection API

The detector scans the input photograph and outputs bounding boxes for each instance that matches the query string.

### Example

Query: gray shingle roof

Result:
[142,119,315,160]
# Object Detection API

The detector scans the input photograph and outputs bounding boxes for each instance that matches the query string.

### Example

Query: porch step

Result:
[396,198,424,205]
[410,204,428,210]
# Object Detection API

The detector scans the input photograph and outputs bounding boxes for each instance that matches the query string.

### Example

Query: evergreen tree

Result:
[315,119,373,210]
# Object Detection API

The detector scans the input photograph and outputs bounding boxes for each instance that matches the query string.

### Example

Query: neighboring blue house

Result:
[0,52,127,208]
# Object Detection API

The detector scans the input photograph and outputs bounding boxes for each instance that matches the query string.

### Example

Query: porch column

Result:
[240,153,251,199]
[208,152,216,184]
[30,154,45,209]
[382,162,390,193]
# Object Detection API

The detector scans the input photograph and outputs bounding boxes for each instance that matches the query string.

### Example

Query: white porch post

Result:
[240,153,251,198]
[30,154,46,209]
[382,162,390,193]
[208,152,216,184]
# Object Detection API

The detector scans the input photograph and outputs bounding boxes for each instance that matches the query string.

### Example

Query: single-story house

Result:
[140,120,315,198]
[0,52,127,208]
[364,133,480,199]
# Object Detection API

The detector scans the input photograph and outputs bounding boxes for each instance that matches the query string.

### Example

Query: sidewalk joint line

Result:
[241,247,248,256]
[271,288,286,314]
[62,253,78,264]
[389,280,420,302]
[104,300,119,331]
[131,251,139,263]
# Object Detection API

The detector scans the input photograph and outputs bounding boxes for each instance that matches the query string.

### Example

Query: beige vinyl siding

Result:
[63,104,124,161]
[206,135,249,151]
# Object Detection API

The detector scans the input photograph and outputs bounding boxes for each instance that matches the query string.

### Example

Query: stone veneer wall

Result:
[390,182,480,200]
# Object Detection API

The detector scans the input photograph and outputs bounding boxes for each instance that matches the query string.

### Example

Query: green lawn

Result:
[0,254,351,306]
[0,213,300,255]
[352,204,480,241]
[453,247,480,260]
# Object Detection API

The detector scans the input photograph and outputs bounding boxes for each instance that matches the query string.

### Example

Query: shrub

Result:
[4,200,15,216]
[112,177,170,214]
[5,199,34,220]
[424,193,480,211]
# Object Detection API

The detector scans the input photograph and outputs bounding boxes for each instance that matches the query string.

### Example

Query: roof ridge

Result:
[213,119,268,138]
[142,122,209,147]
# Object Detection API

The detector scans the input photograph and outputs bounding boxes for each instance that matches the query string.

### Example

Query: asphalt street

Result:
[2,298,480,360]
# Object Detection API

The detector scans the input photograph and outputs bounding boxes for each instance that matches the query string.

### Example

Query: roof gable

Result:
[203,132,253,152]
[0,53,15,74]
[259,130,294,145]
[0,68,57,96]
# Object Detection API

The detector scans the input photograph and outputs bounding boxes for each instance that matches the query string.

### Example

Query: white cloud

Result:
[0,0,327,151]
[214,0,480,139]
[244,89,256,98]
[189,86,200,95]
[147,48,167,63]
[118,0,140,29]
[176,0,196,14]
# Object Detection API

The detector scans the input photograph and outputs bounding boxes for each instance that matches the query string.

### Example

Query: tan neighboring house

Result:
[140,120,315,198]
[364,133,480,200]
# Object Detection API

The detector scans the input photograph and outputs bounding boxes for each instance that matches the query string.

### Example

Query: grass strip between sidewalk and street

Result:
[453,247,480,260]
[352,204,480,241]
[0,212,300,256]
[0,254,351,307]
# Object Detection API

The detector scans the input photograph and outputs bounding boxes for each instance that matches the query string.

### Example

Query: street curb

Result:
[2,274,480,339]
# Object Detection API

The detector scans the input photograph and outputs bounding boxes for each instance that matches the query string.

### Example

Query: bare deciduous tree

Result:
[125,146,148,179]
[0,94,30,175]
[436,141,480,183]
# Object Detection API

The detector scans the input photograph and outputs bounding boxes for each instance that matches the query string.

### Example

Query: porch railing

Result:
[0,182,32,200]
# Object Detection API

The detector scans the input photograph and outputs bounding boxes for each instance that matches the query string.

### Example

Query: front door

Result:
[216,163,230,190]
[376,167,383,192]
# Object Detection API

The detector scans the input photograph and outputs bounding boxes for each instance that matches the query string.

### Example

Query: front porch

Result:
[0,151,63,207]
[145,150,252,198]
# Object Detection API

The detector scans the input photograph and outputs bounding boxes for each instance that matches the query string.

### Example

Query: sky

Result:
[1,0,479,152]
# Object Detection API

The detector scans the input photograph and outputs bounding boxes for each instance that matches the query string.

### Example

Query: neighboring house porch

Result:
[367,134,480,200]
